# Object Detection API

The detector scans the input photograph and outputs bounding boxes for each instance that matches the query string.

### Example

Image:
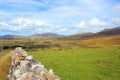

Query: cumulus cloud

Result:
[34,20,45,27]
[76,18,109,28]
[89,18,109,27]
[0,17,68,34]
[0,22,10,30]
[0,17,46,32]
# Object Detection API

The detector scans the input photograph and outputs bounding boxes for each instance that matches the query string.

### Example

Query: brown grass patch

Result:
[0,51,12,80]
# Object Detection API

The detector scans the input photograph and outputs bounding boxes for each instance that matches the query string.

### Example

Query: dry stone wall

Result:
[8,47,60,80]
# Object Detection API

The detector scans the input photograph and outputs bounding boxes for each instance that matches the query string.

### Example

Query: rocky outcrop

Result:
[8,47,60,80]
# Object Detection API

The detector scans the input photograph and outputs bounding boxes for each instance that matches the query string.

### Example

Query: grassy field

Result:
[82,35,120,47]
[28,47,120,80]
[0,47,120,80]
[0,36,120,80]
[0,35,120,51]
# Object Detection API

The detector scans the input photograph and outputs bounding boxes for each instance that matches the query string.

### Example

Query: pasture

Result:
[28,47,120,80]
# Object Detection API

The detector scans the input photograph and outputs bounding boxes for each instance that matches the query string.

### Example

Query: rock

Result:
[14,47,28,57]
[26,55,34,60]
[8,47,60,80]
[48,69,54,75]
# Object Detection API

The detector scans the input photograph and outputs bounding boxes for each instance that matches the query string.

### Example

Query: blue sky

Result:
[0,0,120,36]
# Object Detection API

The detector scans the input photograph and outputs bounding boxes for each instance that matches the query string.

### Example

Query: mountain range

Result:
[0,33,62,40]
[0,26,120,40]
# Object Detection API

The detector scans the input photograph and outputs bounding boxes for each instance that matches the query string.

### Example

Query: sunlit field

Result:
[28,47,120,80]
[0,37,120,80]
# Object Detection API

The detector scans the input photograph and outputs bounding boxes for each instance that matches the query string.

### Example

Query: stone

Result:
[48,69,54,75]
[8,47,60,80]
[14,69,21,78]
[26,55,34,60]
[27,73,36,79]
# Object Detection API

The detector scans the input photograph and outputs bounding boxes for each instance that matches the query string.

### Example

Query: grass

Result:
[82,35,120,47]
[0,51,11,80]
[0,35,120,50]
[28,47,120,80]
[0,37,120,80]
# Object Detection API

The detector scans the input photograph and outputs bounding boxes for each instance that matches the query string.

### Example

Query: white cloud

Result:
[76,21,87,28]
[0,17,46,31]
[0,17,68,34]
[0,22,9,30]
[89,18,109,27]
[76,18,109,28]
[34,20,45,27]
[58,27,68,32]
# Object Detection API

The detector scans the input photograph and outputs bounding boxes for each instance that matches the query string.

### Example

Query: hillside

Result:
[31,33,62,38]
[0,35,14,40]
[0,33,62,40]
[92,26,120,37]
[81,35,120,47]
[99,27,120,35]
[60,26,120,40]
[0,35,24,40]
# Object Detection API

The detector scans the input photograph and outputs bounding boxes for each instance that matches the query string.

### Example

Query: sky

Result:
[0,0,120,36]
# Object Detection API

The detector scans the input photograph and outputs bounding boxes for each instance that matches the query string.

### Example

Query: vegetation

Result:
[28,47,120,80]
[82,35,120,47]
[0,35,120,80]
[0,39,85,51]
[0,52,11,80]
[0,35,120,51]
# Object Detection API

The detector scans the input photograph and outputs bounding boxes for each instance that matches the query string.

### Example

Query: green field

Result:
[0,38,120,80]
[28,47,120,80]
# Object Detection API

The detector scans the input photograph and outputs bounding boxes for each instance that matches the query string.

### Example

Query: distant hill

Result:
[31,33,62,38]
[60,26,120,40]
[0,35,14,40]
[96,26,120,36]
[0,35,24,40]
[63,32,94,40]
[0,33,62,40]
[0,26,120,40]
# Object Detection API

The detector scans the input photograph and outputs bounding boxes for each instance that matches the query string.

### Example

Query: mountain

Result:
[0,35,25,40]
[0,26,120,40]
[96,26,120,36]
[31,33,62,38]
[0,35,14,40]
[0,33,62,40]
[60,26,120,40]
